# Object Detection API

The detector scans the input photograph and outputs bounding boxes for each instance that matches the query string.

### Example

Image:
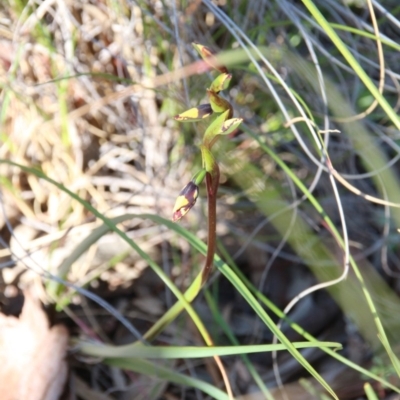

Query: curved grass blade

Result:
[141,213,400,395]
[133,214,339,400]
[301,0,400,130]
[106,357,229,400]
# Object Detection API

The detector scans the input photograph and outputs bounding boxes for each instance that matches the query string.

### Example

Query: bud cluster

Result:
[172,43,243,221]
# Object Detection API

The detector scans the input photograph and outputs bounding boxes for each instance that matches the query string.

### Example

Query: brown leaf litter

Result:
[0,291,68,400]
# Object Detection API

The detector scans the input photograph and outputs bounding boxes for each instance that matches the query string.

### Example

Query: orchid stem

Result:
[173,43,241,285]
[202,167,219,285]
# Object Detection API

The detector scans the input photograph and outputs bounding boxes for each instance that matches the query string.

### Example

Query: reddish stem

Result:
[201,165,220,285]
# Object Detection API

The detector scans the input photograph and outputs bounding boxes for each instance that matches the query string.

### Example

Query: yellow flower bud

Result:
[172,181,199,222]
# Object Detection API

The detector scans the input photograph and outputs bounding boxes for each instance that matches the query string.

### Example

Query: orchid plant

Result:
[172,43,242,285]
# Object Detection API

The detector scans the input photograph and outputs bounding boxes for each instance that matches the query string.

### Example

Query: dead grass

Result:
[0,1,193,286]
[1,2,200,396]
[0,1,222,398]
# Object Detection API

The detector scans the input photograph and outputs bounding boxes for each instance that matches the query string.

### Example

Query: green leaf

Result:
[203,110,230,147]
[192,169,206,186]
[200,145,218,175]
[207,90,232,115]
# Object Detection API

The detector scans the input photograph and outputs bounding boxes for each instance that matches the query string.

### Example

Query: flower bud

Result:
[210,73,232,93]
[172,181,199,222]
[174,104,213,122]
[192,42,228,74]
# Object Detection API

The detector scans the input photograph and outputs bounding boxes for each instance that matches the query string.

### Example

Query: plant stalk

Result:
[201,166,219,285]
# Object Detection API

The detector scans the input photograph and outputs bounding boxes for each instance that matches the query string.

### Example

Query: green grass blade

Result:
[145,214,400,394]
[134,215,339,400]
[278,50,400,367]
[78,341,341,359]
[329,23,400,51]
[217,243,400,393]
[105,358,229,400]
[364,382,379,400]
[301,0,400,130]
[205,289,274,400]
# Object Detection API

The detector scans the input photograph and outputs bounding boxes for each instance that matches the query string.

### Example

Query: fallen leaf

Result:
[0,290,68,400]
